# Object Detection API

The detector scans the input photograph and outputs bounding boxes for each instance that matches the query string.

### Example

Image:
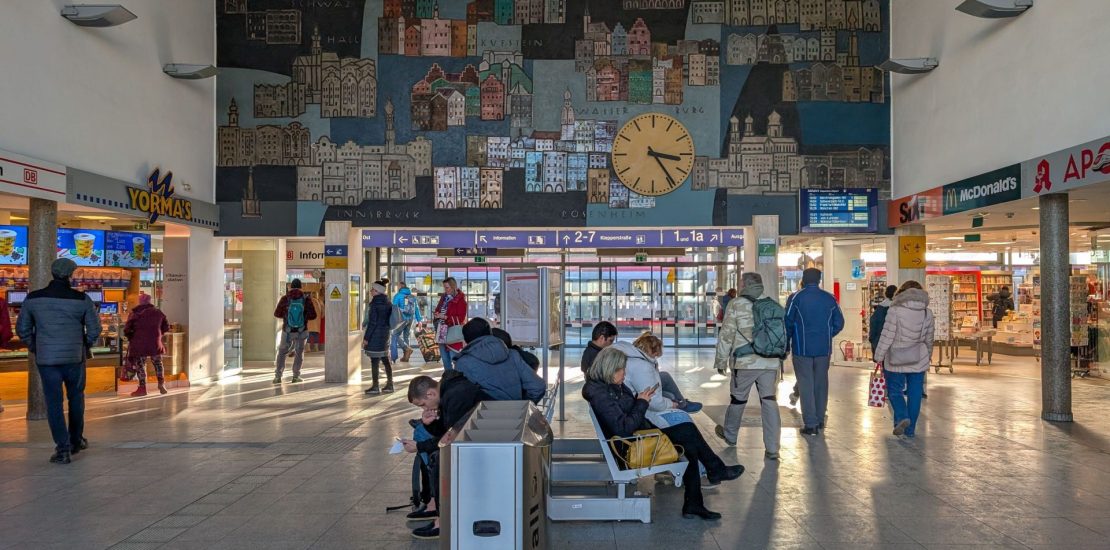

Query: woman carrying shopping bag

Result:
[432,277,467,370]
[873,281,934,438]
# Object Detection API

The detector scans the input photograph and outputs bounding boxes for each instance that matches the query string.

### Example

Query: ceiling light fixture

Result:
[61,4,137,27]
[878,58,939,74]
[956,0,1033,19]
[163,64,218,79]
[76,215,117,221]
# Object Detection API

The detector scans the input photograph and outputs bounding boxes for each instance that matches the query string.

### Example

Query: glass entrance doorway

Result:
[379,248,737,348]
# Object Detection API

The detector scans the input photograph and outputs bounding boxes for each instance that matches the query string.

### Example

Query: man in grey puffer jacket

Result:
[16,258,101,464]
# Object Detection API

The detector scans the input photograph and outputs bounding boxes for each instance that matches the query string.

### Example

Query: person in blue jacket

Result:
[391,282,423,363]
[868,285,898,353]
[784,268,844,436]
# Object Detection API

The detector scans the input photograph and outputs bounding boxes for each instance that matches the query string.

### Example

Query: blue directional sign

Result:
[556,229,663,248]
[324,245,348,256]
[660,228,723,247]
[393,230,475,248]
[361,230,396,248]
[475,230,558,248]
[362,228,745,249]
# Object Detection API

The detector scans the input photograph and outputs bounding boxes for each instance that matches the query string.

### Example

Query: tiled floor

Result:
[2,348,1110,549]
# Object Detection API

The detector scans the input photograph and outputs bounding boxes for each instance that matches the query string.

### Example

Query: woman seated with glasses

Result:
[582,347,744,520]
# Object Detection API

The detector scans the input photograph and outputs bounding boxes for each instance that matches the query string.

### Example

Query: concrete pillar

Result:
[25,198,56,420]
[323,221,363,384]
[886,223,926,287]
[743,215,780,302]
[241,243,278,362]
[1040,193,1072,422]
[186,229,226,382]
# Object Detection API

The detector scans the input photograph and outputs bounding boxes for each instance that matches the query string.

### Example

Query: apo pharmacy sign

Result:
[1022,135,1110,197]
[0,148,66,201]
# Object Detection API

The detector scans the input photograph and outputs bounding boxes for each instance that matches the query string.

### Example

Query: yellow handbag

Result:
[609,429,683,470]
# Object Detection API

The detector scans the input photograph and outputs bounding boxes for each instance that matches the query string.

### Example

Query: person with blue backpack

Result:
[713,272,786,459]
[784,268,844,436]
[273,279,317,384]
[391,282,423,363]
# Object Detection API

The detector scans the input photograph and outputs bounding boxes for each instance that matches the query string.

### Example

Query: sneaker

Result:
[800,427,819,436]
[49,451,72,464]
[365,386,381,395]
[765,451,780,460]
[682,400,703,413]
[272,377,282,384]
[411,522,439,540]
[893,419,911,436]
[130,387,147,397]
[71,438,88,456]
[713,425,736,446]
[158,383,168,394]
[290,376,303,383]
[383,385,395,394]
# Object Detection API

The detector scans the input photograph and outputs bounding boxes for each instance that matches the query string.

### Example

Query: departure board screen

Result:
[800,188,878,233]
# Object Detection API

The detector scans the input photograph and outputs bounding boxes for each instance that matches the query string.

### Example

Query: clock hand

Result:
[651,154,677,188]
[646,147,682,162]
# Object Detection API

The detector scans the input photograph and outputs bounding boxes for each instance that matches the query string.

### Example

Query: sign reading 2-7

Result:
[562,230,597,245]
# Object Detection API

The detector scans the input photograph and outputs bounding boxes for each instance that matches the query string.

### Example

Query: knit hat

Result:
[51,258,77,279]
[802,268,822,286]
[138,293,152,305]
[371,282,387,294]
[462,317,492,343]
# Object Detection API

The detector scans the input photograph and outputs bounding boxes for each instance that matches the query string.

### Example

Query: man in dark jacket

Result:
[580,321,617,372]
[273,279,317,384]
[784,268,844,436]
[868,285,898,354]
[455,318,545,403]
[16,258,101,464]
[403,371,490,540]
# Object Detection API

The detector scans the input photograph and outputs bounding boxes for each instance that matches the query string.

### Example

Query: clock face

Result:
[611,113,695,197]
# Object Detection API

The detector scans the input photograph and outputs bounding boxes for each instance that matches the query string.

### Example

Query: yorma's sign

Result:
[941,164,1021,215]
[128,168,192,224]
[1022,136,1110,197]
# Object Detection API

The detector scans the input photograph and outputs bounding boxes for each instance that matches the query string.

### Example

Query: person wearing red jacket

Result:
[432,277,466,371]
[124,293,170,397]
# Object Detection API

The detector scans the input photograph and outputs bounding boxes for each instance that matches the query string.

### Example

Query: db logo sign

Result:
[23,168,38,185]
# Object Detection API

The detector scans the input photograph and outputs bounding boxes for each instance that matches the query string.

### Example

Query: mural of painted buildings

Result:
[727,32,884,103]
[576,13,719,105]
[410,52,533,130]
[719,0,883,31]
[380,0,568,58]
[253,26,376,118]
[696,111,886,194]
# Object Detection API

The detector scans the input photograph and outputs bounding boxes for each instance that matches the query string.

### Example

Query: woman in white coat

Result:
[873,281,934,438]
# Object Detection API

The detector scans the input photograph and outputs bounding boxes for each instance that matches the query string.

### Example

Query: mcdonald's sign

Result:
[940,164,1021,216]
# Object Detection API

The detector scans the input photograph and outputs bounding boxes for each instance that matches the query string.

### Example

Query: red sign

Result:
[888,187,943,228]
[23,168,37,185]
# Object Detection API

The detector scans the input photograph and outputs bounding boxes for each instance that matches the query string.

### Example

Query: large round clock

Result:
[611,113,696,197]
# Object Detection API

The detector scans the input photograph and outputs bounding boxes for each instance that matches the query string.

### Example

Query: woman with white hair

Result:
[363,280,394,394]
[582,347,744,520]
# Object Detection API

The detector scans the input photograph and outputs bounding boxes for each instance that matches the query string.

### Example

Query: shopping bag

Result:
[435,321,449,344]
[868,364,887,408]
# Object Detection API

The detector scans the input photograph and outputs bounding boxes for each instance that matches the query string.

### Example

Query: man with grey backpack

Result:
[713,272,786,460]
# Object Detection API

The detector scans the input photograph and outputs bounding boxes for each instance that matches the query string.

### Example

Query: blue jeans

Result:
[439,344,456,371]
[38,362,86,453]
[659,371,685,404]
[884,370,925,436]
[391,320,413,361]
[793,355,830,429]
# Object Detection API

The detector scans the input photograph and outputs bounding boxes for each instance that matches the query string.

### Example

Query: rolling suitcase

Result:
[416,325,440,362]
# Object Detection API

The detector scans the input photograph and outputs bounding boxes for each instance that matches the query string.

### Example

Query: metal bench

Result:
[546,408,688,523]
